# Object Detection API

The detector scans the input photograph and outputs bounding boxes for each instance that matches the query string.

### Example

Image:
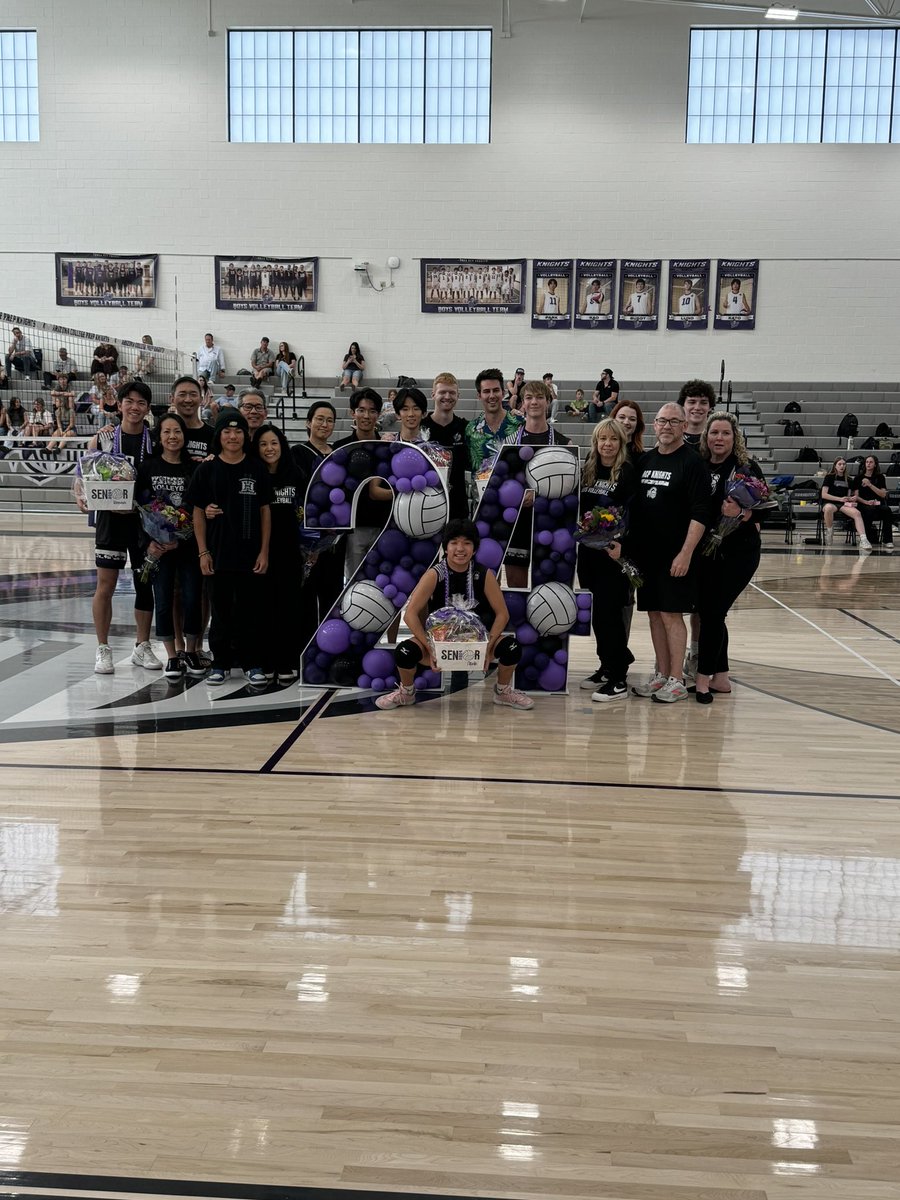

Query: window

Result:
[229,28,491,144]
[0,30,38,142]
[687,26,900,143]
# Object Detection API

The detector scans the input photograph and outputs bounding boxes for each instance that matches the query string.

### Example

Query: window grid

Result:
[0,30,38,143]
[687,25,900,143]
[228,28,491,145]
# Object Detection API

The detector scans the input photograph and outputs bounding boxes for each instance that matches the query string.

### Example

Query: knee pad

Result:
[495,635,521,666]
[395,639,423,670]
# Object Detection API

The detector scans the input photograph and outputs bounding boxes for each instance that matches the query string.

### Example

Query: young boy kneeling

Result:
[376,519,534,711]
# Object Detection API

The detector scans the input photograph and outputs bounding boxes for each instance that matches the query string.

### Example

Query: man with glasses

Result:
[238,389,269,441]
[630,402,710,703]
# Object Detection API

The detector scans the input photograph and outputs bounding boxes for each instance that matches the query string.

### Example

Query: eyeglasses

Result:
[654,417,684,427]
[240,404,265,412]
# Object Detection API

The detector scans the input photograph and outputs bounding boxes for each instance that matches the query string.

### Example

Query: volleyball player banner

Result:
[420,258,526,314]
[666,259,710,331]
[617,260,661,331]
[55,253,158,308]
[573,259,616,329]
[531,260,573,330]
[215,256,318,311]
[714,259,759,331]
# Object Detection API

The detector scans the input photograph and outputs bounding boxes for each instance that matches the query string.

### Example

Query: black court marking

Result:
[0,757,897,802]
[839,607,900,646]
[0,638,73,683]
[0,1168,504,1200]
[733,677,900,735]
[259,686,336,772]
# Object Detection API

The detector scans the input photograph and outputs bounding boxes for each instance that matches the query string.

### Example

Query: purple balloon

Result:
[539,559,556,577]
[383,583,398,599]
[476,520,490,538]
[523,665,539,683]
[575,620,591,636]
[413,676,428,691]
[502,507,519,525]
[514,472,527,484]
[533,495,549,514]
[552,528,575,553]
[564,493,580,511]
[388,475,398,488]
[516,621,539,645]
[411,564,426,579]
[393,447,425,479]
[576,592,592,608]
[518,445,534,462]
[315,652,331,668]
[379,530,409,560]
[535,652,550,670]
[370,677,385,692]
[549,499,565,519]
[393,592,408,608]
[553,649,568,665]
[396,476,413,493]
[411,474,427,491]
[316,619,352,655]
[425,470,440,487]
[320,460,346,486]
[319,513,336,528]
[411,539,437,563]
[304,505,319,522]
[539,661,567,691]
[362,648,395,678]
[375,573,390,588]
[499,479,525,509]
[328,487,344,504]
[400,555,414,569]
[305,666,326,684]
[476,537,504,571]
[421,670,441,687]
[357,673,372,689]
[483,486,500,505]
[492,459,509,478]
[350,630,366,647]
[537,530,553,546]
[332,503,352,525]
[392,568,416,594]
[384,675,398,689]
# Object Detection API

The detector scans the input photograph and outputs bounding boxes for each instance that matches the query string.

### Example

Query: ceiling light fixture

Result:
[765,5,800,17]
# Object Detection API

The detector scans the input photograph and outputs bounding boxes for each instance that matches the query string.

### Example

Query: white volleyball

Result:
[525,446,579,499]
[394,486,448,539]
[526,582,578,635]
[339,581,397,632]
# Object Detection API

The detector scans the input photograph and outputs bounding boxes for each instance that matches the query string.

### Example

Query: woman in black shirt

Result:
[254,424,305,683]
[577,418,637,700]
[821,456,868,549]
[695,412,765,702]
[853,454,894,550]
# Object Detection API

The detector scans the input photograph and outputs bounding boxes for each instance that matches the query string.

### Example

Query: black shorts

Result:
[95,512,143,572]
[635,562,698,614]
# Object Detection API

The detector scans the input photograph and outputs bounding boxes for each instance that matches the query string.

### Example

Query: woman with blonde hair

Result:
[578,418,637,701]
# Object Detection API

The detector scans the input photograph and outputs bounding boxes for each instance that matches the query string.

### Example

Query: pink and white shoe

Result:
[375,685,416,710]
[493,684,534,710]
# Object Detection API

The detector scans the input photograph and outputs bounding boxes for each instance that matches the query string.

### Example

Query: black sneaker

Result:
[591,680,628,703]
[579,669,606,690]
[164,656,185,680]
[179,651,206,677]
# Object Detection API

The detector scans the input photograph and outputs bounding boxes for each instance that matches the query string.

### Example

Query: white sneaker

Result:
[683,652,698,681]
[823,528,833,546]
[131,641,163,670]
[632,671,667,698]
[858,536,873,553]
[94,644,114,674]
[652,677,690,704]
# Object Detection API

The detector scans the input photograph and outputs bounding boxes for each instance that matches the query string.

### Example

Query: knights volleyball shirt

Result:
[136,458,194,509]
[631,444,710,561]
[183,423,214,462]
[185,455,273,571]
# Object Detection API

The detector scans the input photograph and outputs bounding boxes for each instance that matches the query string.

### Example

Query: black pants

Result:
[696,540,760,677]
[577,546,633,684]
[860,502,894,545]
[261,557,306,675]
[208,571,264,670]
[153,544,202,641]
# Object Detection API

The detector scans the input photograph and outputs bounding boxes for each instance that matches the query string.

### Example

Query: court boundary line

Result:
[838,608,900,646]
[0,757,897,802]
[259,688,337,772]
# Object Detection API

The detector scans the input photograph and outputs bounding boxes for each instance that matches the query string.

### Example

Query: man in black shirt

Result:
[629,402,709,703]
[679,378,715,449]
[333,387,388,580]
[422,371,469,520]
[590,368,619,422]
[170,375,214,461]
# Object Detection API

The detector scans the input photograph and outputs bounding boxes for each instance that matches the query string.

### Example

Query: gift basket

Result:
[74,450,137,512]
[425,606,489,672]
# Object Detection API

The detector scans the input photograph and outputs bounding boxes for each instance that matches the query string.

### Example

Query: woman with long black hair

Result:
[853,454,894,551]
[694,411,765,703]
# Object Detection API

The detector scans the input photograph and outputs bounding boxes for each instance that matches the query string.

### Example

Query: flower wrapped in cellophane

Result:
[574,504,643,587]
[702,471,770,557]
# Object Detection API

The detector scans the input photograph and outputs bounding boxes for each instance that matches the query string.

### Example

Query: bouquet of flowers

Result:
[574,505,643,588]
[137,498,193,582]
[702,470,770,557]
[296,507,342,580]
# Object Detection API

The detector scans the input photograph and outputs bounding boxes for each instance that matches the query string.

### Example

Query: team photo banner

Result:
[666,259,710,331]
[215,256,318,311]
[55,254,158,308]
[714,259,759,331]
[531,260,573,330]
[573,260,616,330]
[420,258,526,314]
[617,260,661,330]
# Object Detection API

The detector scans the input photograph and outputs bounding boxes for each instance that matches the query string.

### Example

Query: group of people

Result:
[78,370,766,711]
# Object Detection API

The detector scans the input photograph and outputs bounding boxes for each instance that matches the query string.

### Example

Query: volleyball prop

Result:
[394,486,448,539]
[339,581,396,633]
[524,446,579,499]
[526,583,578,635]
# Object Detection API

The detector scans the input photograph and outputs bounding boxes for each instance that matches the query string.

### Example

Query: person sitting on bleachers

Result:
[42,346,78,389]
[24,394,54,446]
[5,327,38,380]
[853,454,894,551]
[46,382,77,453]
[250,337,275,386]
[821,456,871,551]
[90,342,119,378]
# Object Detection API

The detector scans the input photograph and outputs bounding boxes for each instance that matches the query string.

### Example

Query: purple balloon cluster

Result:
[303,441,441,531]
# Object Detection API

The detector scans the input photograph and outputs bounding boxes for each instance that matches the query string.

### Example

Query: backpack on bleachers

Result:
[783,401,801,413]
[780,418,804,436]
[795,446,820,463]
[861,436,877,450]
[836,413,858,439]
[875,421,893,437]
[888,453,900,477]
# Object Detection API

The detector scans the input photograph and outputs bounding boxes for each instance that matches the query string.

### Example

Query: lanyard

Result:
[516,425,555,446]
[440,561,474,607]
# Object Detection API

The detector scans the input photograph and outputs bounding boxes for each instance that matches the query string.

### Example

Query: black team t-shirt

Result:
[580,459,637,509]
[822,472,851,501]
[183,423,214,462]
[331,434,391,529]
[136,457,194,508]
[185,455,273,571]
[422,414,470,519]
[631,443,711,564]
[267,470,302,568]
[706,453,765,549]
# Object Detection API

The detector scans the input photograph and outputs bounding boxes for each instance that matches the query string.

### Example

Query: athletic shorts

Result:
[635,562,698,614]
[94,511,143,572]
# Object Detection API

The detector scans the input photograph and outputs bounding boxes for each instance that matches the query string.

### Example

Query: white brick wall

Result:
[1,0,898,383]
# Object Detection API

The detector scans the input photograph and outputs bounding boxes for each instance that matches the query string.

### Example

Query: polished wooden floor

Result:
[0,516,898,1200]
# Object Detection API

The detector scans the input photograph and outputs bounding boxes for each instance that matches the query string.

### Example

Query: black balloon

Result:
[329,655,362,687]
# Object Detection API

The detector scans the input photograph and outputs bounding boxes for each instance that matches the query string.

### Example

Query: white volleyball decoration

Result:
[525,446,579,499]
[394,485,448,539]
[526,582,578,635]
[339,581,396,632]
